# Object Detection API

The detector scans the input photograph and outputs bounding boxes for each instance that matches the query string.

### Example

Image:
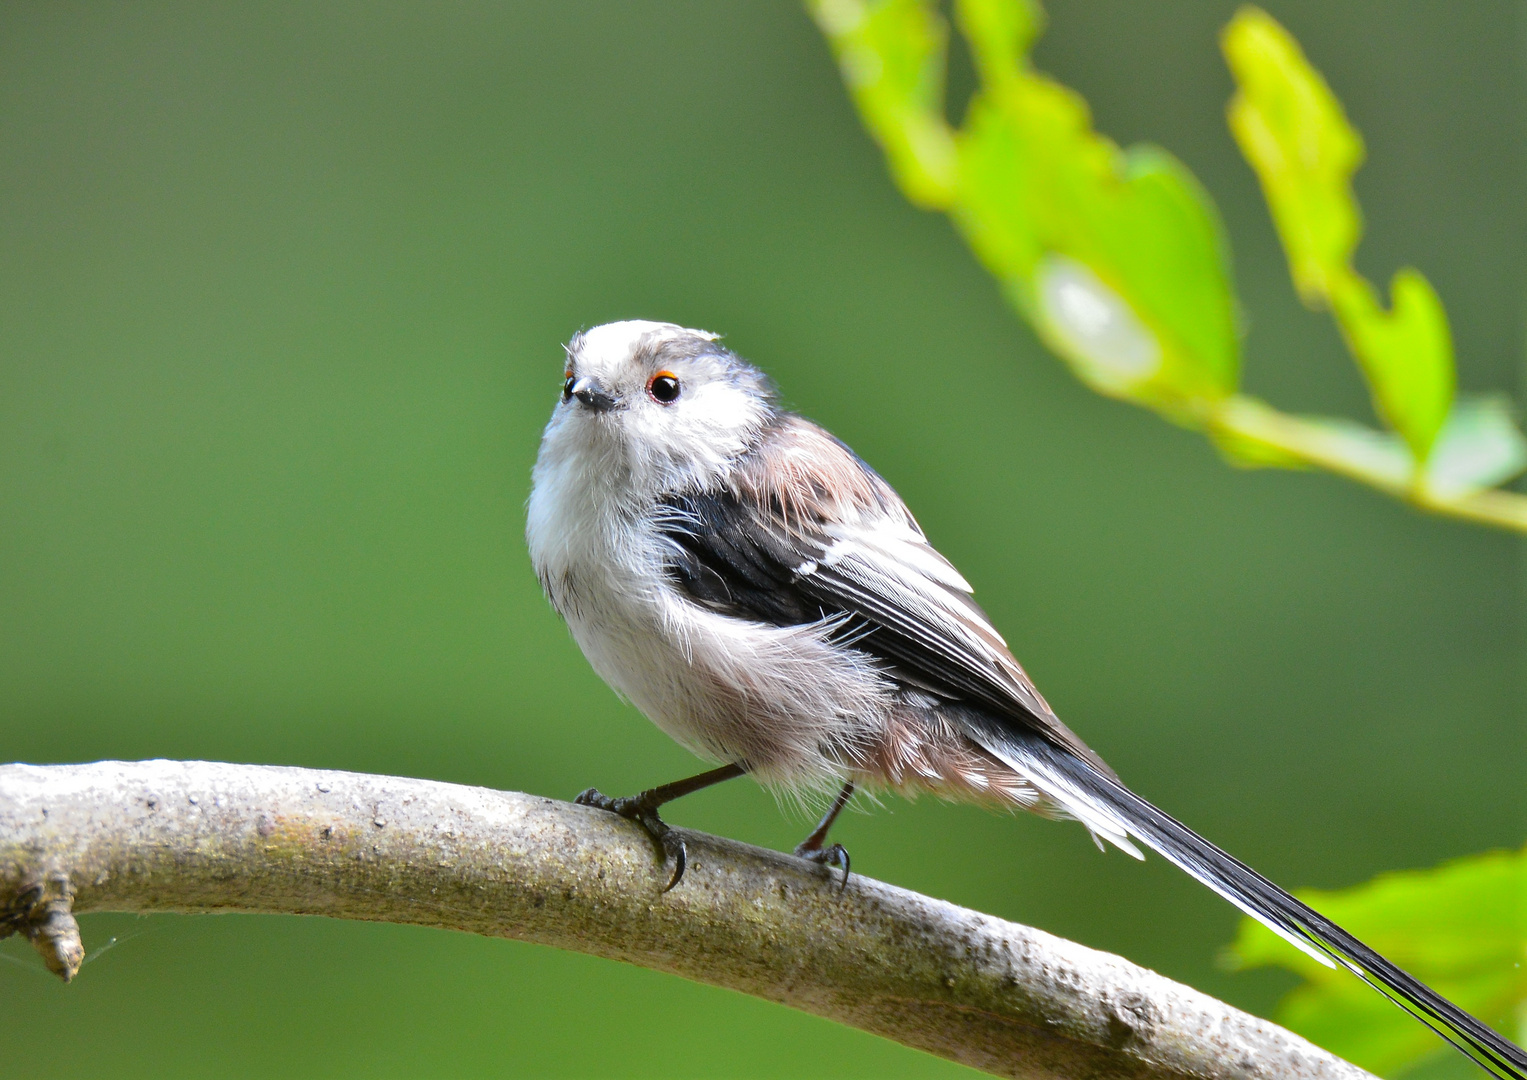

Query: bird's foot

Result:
[794,840,851,893]
[575,787,688,892]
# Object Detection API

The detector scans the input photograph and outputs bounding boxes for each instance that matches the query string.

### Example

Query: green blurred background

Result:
[0,2,1521,1076]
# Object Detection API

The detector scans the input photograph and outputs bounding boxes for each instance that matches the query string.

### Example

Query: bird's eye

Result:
[648,372,681,404]
[562,374,576,401]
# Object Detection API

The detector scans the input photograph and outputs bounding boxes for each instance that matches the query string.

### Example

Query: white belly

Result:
[528,460,889,790]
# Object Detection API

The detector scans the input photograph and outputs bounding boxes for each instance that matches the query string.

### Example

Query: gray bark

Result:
[0,759,1370,1080]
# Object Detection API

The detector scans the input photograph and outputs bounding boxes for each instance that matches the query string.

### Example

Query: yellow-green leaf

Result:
[956,0,1042,90]
[813,0,1527,534]
[1223,7,1456,460]
[808,0,957,208]
[1331,269,1455,461]
[1223,6,1363,304]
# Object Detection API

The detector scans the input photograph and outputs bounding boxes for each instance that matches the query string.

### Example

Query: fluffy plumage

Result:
[527,320,1526,1080]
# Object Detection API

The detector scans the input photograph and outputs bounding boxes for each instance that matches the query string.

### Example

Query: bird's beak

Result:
[569,376,618,413]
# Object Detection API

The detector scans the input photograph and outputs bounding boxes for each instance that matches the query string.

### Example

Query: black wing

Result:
[656,458,1110,773]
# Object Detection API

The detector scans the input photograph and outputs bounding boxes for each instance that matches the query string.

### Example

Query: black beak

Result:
[570,377,617,413]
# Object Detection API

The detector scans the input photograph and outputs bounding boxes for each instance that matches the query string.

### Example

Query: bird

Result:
[526,319,1526,1080]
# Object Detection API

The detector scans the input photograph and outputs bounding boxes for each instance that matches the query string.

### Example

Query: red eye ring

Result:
[647,371,681,404]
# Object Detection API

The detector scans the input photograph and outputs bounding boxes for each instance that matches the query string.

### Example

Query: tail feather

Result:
[975,724,1527,1080]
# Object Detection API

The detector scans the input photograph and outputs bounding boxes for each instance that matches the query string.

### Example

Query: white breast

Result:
[527,437,891,792]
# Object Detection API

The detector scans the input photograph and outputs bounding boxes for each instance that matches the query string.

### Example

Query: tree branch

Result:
[0,760,1369,1080]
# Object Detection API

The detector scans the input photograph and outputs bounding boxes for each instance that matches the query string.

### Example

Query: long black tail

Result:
[981,725,1527,1080]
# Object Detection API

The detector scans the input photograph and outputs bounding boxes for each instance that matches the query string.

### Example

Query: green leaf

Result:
[1223,8,1456,459]
[1332,269,1456,462]
[1422,396,1527,500]
[807,0,958,208]
[950,0,1240,407]
[814,0,1527,533]
[1223,6,1363,304]
[1032,255,1161,394]
[1228,848,1527,1076]
[955,0,1042,89]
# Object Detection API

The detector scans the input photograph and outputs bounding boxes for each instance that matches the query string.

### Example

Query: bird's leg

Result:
[576,763,746,891]
[794,781,854,891]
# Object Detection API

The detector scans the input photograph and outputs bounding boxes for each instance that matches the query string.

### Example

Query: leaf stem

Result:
[1213,396,1527,533]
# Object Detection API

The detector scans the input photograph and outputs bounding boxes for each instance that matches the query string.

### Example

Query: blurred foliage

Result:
[1222,9,1524,503]
[808,0,1527,530]
[1229,849,1527,1077]
[809,0,1527,1073]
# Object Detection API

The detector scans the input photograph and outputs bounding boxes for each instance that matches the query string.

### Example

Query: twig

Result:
[0,759,1371,1080]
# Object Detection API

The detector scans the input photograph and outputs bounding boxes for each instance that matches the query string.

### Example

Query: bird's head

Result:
[539,320,777,498]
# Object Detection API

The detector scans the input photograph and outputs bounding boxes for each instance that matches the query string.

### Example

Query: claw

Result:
[661,833,687,892]
[795,841,851,893]
[575,787,687,890]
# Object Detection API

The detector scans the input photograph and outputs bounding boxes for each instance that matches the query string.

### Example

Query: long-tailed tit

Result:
[527,320,1525,1079]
